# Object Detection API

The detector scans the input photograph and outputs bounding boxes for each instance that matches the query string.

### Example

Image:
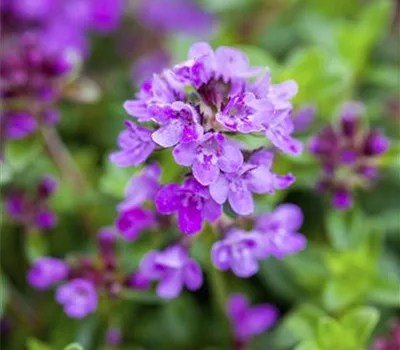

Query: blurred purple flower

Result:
[131,49,171,83]
[226,294,279,342]
[116,207,156,241]
[106,327,122,347]
[28,257,69,290]
[255,204,306,259]
[3,112,38,139]
[211,229,267,278]
[127,271,151,290]
[156,177,222,234]
[56,278,98,319]
[293,105,316,133]
[139,245,202,299]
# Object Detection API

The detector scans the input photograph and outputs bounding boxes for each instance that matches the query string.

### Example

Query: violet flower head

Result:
[209,150,295,215]
[156,177,222,234]
[139,245,203,299]
[309,101,389,210]
[211,229,267,278]
[372,321,400,350]
[293,104,316,133]
[2,112,38,140]
[56,278,98,319]
[118,163,161,211]
[110,120,156,167]
[255,204,306,259]
[226,294,279,343]
[27,257,69,290]
[116,207,156,241]
[173,132,243,186]
[97,227,117,254]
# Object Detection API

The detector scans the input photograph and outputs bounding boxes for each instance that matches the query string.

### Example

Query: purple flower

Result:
[255,204,306,259]
[209,150,295,215]
[109,121,156,167]
[56,278,98,319]
[35,209,57,230]
[216,93,274,134]
[332,189,353,210]
[27,257,69,290]
[155,177,222,234]
[173,132,243,185]
[226,294,279,342]
[139,245,202,299]
[211,229,267,278]
[362,130,389,156]
[118,163,161,211]
[4,112,38,139]
[97,227,117,254]
[309,101,389,210]
[5,193,24,219]
[150,102,204,147]
[37,176,58,198]
[136,0,216,37]
[116,207,156,241]
[127,271,151,290]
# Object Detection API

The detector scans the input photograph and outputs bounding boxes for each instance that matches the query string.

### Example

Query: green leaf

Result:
[295,340,321,350]
[368,278,400,307]
[63,343,84,350]
[326,211,349,250]
[322,280,363,312]
[27,339,52,350]
[341,306,380,346]
[316,317,345,348]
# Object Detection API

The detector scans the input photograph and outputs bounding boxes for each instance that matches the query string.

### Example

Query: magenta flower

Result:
[155,177,222,234]
[139,245,203,299]
[109,121,156,167]
[116,207,156,241]
[118,163,161,211]
[27,257,69,290]
[209,150,295,215]
[56,278,98,319]
[173,132,243,185]
[127,271,151,290]
[226,294,279,343]
[255,204,306,259]
[211,229,267,278]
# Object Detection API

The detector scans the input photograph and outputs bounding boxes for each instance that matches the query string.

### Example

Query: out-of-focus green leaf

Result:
[316,317,346,348]
[26,339,52,350]
[340,306,380,345]
[368,278,400,307]
[99,159,137,199]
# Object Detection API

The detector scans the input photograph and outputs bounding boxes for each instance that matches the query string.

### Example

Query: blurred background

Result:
[0,0,399,349]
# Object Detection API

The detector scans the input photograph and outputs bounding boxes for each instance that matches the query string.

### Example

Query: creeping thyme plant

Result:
[1,1,399,350]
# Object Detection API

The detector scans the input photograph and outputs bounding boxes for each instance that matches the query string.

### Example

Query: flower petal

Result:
[209,174,229,204]
[155,184,181,214]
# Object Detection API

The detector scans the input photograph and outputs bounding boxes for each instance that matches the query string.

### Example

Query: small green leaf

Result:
[368,278,400,307]
[295,340,321,350]
[25,232,48,263]
[341,306,380,345]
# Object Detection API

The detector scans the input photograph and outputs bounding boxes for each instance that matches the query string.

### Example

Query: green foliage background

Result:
[1,0,399,349]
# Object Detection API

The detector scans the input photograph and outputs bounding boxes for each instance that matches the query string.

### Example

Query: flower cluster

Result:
[0,0,124,149]
[226,294,278,345]
[5,176,58,230]
[108,43,307,303]
[27,227,150,318]
[112,42,302,232]
[309,102,389,209]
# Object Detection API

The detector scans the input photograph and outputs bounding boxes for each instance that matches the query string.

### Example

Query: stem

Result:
[40,126,95,234]
[40,126,87,191]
